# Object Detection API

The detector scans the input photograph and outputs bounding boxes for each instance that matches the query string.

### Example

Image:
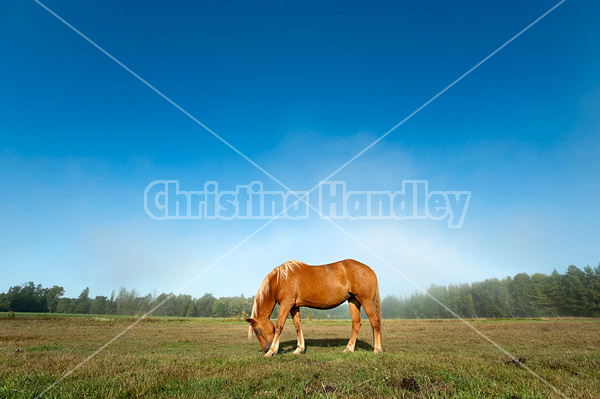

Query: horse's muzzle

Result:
[263,341,272,353]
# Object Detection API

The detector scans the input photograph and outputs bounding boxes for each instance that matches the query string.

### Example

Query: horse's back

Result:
[296,259,378,297]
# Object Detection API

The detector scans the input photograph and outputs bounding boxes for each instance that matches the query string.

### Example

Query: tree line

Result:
[1,264,598,319]
[383,264,600,318]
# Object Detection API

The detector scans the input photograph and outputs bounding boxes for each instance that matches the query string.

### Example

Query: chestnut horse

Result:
[246,259,382,357]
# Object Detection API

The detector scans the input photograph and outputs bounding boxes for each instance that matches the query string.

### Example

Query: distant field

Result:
[1,315,599,398]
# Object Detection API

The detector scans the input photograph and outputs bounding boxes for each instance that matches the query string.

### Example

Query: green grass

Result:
[1,315,599,398]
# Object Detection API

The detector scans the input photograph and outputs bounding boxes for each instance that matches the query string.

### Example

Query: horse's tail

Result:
[374,282,382,328]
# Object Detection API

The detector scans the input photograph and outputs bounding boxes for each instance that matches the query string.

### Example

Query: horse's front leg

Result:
[290,307,305,354]
[265,302,294,358]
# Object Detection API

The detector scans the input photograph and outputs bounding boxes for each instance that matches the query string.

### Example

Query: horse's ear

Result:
[245,318,255,324]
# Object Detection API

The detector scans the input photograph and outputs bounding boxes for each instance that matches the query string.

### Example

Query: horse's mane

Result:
[248,260,303,340]
[251,260,302,318]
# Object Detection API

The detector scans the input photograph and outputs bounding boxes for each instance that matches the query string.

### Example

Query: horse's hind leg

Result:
[359,297,383,353]
[344,298,362,353]
[290,307,305,354]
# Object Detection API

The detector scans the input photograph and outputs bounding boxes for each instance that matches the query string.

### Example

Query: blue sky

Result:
[1,0,599,299]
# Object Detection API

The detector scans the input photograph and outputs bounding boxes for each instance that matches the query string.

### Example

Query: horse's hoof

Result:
[264,350,275,358]
[293,347,305,355]
[343,347,354,353]
[374,348,383,354]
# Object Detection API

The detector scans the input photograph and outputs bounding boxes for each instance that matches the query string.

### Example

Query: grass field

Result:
[1,314,599,398]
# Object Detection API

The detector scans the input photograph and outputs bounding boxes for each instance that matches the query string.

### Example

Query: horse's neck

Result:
[256,295,276,319]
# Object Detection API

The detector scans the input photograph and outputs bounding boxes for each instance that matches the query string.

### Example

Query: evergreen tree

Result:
[74,287,92,314]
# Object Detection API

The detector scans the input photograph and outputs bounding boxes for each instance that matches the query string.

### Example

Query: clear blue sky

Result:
[1,0,598,299]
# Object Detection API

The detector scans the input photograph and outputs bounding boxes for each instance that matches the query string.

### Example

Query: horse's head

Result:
[246,317,275,353]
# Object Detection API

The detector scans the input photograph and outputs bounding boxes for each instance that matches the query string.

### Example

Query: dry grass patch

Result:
[1,316,599,398]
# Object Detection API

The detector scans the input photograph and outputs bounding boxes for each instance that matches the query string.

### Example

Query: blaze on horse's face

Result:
[246,317,275,353]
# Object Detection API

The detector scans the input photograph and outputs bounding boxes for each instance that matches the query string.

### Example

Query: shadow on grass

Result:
[278,338,373,353]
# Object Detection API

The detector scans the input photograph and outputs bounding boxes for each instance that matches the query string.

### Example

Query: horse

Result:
[246,259,382,357]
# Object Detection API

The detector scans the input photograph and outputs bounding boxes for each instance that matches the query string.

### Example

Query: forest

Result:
[1,264,599,319]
